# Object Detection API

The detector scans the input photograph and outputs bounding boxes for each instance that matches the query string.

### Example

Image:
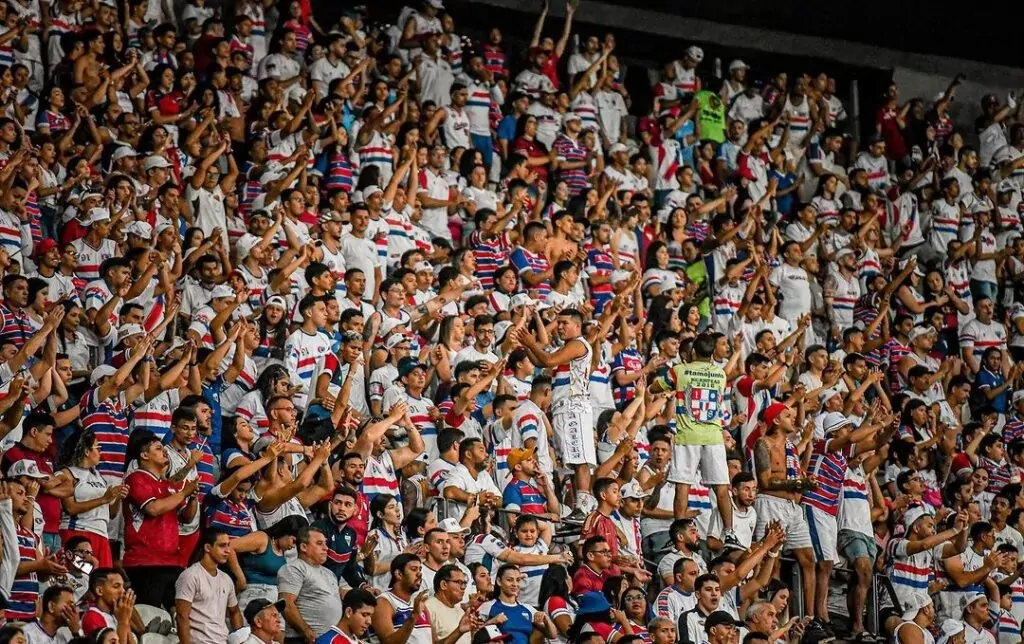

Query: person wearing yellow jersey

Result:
[651,334,738,547]
[694,90,726,144]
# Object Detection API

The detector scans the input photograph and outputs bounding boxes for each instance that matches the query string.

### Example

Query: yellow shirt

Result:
[656,360,727,445]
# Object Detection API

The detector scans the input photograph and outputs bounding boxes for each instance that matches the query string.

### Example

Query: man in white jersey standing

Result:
[512,308,595,521]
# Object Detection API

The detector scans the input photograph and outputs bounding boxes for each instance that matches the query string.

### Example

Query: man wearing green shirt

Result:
[651,334,737,546]
[694,90,727,144]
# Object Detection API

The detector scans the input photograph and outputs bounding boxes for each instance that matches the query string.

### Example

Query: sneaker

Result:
[563,508,587,525]
[815,619,836,637]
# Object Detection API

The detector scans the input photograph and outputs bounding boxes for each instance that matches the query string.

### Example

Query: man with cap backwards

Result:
[800,407,895,628]
[751,402,817,624]
[898,324,953,400]
[886,506,971,613]
[893,595,937,644]
[650,333,739,544]
[70,205,118,283]
[32,238,80,306]
[824,246,861,334]
[963,592,997,644]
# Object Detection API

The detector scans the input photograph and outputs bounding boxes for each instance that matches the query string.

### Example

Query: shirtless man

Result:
[753,402,820,625]
[547,209,585,265]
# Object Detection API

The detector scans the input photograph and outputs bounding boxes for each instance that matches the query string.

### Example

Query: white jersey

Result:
[781,95,812,149]
[838,465,872,535]
[511,400,553,478]
[550,337,592,406]
[441,106,471,150]
[826,270,861,329]
[769,263,813,319]
[653,585,696,626]
[58,466,109,536]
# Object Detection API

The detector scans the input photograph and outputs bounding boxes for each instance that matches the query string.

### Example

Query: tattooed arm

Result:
[753,438,808,493]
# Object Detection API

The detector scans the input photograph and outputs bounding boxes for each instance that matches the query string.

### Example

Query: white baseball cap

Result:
[7,459,49,479]
[236,234,261,261]
[86,207,111,225]
[124,220,153,239]
[143,155,172,171]
[728,59,748,72]
[438,517,469,534]
[211,284,236,299]
[620,480,650,500]
[117,324,146,344]
[90,364,117,385]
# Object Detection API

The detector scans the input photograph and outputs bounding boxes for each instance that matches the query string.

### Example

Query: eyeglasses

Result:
[592,549,611,555]
[444,579,468,587]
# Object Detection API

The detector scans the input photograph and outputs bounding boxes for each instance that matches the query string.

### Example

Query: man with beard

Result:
[658,518,707,586]
[824,248,861,338]
[336,452,371,544]
[372,554,431,644]
[32,238,80,304]
[313,487,377,592]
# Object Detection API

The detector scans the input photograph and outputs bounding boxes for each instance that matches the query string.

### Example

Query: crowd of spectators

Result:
[0,2,1021,644]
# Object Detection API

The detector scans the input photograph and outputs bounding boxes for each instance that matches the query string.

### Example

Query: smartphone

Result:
[72,554,94,576]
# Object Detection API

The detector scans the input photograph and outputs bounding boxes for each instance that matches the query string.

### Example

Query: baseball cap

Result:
[685,46,704,62]
[143,155,173,171]
[110,145,138,163]
[562,113,582,126]
[385,333,411,350]
[397,357,427,379]
[819,388,841,405]
[901,594,933,621]
[90,364,117,385]
[510,293,539,309]
[86,207,111,225]
[264,295,287,310]
[903,506,932,530]
[507,447,536,471]
[319,211,345,225]
[961,591,986,612]
[729,59,748,71]
[908,324,938,343]
[244,599,287,626]
[494,320,513,345]
[250,209,272,221]
[211,284,235,299]
[576,591,611,615]
[834,248,856,261]
[425,0,444,8]
[608,142,629,156]
[413,261,434,274]
[362,185,383,200]
[763,402,788,428]
[937,620,966,644]
[124,220,153,239]
[117,324,146,344]
[33,238,58,259]
[7,460,49,479]
[620,480,650,500]
[704,611,744,632]
[822,411,851,435]
[472,625,510,644]
[438,517,470,534]
[236,234,261,261]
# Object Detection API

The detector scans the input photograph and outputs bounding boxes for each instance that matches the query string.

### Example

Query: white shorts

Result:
[754,494,812,552]
[668,443,730,486]
[552,399,596,466]
[804,505,840,564]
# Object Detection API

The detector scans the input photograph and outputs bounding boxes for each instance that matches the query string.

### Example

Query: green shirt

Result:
[695,90,727,144]
[685,259,710,319]
[656,360,727,445]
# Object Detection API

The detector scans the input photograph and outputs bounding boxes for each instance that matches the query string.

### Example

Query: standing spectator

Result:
[175,530,244,644]
[122,431,201,611]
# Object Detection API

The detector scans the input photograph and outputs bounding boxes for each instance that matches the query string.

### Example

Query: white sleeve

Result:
[0,498,18,599]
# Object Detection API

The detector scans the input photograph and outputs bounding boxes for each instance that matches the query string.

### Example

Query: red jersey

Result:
[122,470,183,568]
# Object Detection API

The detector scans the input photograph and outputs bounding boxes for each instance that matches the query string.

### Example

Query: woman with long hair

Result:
[366,493,408,589]
[512,114,552,183]
[236,363,292,434]
[229,514,308,605]
[488,265,520,318]
[641,241,678,299]
[56,301,90,392]
[253,298,289,369]
[480,564,557,644]
[24,278,49,334]
[57,430,124,567]
[537,565,577,644]
[610,586,650,643]
[811,174,842,227]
